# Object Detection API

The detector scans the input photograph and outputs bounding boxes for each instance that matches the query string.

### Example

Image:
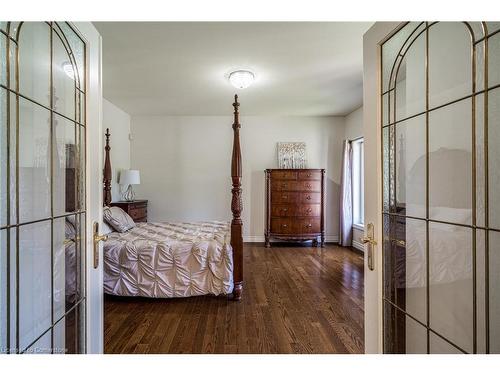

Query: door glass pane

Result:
[394,32,426,122]
[1,88,7,226]
[18,97,51,223]
[55,23,85,89]
[53,307,76,354]
[53,31,76,120]
[1,35,6,87]
[429,23,473,108]
[383,214,427,323]
[488,32,500,89]
[383,127,389,212]
[476,229,486,353]
[53,114,77,216]
[53,216,78,322]
[430,332,464,354]
[429,222,473,353]
[19,220,51,351]
[476,41,485,93]
[429,99,472,225]
[490,231,500,353]
[25,328,51,354]
[384,302,427,354]
[0,229,6,352]
[77,213,85,301]
[489,87,500,230]
[476,93,486,228]
[18,22,51,107]
[382,22,423,93]
[395,115,426,218]
[78,125,85,211]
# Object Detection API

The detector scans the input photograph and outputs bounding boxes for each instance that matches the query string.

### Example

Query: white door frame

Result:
[72,22,103,354]
[362,21,403,354]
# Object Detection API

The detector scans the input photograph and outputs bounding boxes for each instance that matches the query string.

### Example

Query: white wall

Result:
[103,99,131,202]
[130,115,346,241]
[345,106,363,141]
[344,106,364,251]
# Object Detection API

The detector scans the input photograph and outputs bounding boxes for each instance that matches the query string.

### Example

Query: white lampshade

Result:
[228,70,255,89]
[119,170,140,185]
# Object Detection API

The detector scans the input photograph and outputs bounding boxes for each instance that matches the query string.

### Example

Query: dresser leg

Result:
[321,234,325,247]
[312,238,319,247]
[265,234,271,248]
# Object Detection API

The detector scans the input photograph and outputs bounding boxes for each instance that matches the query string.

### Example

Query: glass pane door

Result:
[381,22,500,354]
[0,22,86,354]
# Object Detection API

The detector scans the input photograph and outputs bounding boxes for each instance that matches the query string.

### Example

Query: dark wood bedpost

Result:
[231,94,244,301]
[103,128,112,206]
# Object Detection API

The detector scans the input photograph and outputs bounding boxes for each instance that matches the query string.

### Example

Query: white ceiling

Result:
[94,22,373,116]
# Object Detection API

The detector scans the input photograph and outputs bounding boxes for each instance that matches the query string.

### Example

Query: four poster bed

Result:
[101,95,244,300]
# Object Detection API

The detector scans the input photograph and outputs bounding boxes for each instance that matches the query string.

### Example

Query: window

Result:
[352,138,364,227]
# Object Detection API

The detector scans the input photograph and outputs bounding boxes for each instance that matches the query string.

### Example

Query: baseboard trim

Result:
[243,235,339,244]
[352,240,364,252]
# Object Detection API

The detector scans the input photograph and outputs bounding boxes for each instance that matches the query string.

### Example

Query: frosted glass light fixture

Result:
[228,70,255,89]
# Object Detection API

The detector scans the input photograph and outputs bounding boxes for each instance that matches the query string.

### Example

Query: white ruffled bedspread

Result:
[103,221,233,298]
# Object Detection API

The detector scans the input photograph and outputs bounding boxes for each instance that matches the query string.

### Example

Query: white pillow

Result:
[101,220,115,235]
[103,206,136,233]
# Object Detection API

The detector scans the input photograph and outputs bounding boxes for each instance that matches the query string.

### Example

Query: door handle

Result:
[361,223,377,271]
[93,221,108,269]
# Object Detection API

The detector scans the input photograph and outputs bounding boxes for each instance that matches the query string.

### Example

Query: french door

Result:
[380,22,500,354]
[0,21,103,354]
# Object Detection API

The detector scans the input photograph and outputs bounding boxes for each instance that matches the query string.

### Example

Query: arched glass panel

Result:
[382,21,499,354]
[18,22,51,107]
[0,21,86,354]
[428,23,473,108]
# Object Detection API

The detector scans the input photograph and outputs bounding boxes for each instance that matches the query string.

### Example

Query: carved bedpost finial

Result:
[232,94,240,129]
[103,128,112,206]
[230,95,243,301]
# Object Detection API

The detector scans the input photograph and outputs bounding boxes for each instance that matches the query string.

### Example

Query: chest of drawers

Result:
[265,169,325,247]
[110,200,148,223]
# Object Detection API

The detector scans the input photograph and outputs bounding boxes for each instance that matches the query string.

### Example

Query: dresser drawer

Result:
[271,205,295,217]
[271,180,298,191]
[299,192,321,204]
[294,218,320,233]
[271,218,294,234]
[129,207,147,220]
[298,180,321,192]
[270,170,297,180]
[271,191,297,204]
[298,170,322,180]
[296,204,321,217]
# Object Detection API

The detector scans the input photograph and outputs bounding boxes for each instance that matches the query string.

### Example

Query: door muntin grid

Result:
[0,21,87,354]
[381,21,500,354]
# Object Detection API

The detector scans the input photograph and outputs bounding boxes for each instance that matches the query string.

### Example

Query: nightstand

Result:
[110,200,148,222]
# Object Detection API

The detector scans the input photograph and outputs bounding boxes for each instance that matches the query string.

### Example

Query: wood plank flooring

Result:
[104,243,364,354]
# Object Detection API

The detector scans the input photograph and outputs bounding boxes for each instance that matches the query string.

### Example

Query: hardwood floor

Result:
[104,243,364,354]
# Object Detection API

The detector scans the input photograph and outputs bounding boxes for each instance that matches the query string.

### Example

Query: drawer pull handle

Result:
[306,195,311,200]
[282,183,287,188]
[307,208,312,213]
[283,208,288,212]
[307,173,311,177]
[306,183,311,188]
[305,223,312,228]
[282,195,288,199]
[282,224,288,228]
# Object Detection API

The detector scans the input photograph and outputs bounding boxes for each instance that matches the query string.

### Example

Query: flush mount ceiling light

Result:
[62,61,75,80]
[228,70,255,89]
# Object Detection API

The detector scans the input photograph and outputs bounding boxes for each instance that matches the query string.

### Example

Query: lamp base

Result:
[122,185,136,202]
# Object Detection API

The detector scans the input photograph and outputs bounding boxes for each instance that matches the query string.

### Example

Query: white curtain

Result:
[339,140,353,247]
